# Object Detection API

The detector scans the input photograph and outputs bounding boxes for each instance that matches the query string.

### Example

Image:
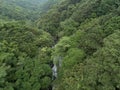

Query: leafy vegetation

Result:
[0,0,120,90]
[0,0,48,21]
[0,21,54,90]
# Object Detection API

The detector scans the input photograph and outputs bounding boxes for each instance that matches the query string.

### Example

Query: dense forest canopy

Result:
[0,0,57,21]
[0,0,120,90]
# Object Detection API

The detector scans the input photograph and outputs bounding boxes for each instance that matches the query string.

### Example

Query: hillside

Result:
[0,0,48,21]
[37,0,120,90]
[0,0,120,90]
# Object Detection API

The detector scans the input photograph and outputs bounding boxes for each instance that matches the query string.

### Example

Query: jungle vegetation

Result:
[0,0,120,90]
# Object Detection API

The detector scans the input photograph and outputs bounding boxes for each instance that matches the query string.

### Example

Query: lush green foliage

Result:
[0,0,48,21]
[37,0,120,90]
[0,22,54,90]
[0,0,120,90]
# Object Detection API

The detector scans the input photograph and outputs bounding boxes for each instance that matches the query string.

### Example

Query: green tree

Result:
[83,31,120,90]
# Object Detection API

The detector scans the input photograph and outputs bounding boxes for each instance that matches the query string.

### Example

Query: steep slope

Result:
[0,0,120,90]
[0,21,54,90]
[0,1,59,90]
[37,0,120,90]
[0,0,48,21]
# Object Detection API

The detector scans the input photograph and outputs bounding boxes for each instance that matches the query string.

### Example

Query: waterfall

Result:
[52,56,62,78]
[52,64,57,90]
[52,64,57,80]
[52,56,63,90]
